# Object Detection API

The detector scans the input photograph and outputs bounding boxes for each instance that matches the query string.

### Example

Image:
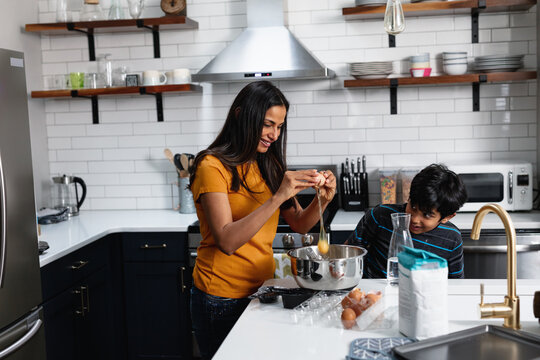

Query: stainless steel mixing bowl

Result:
[287,245,367,290]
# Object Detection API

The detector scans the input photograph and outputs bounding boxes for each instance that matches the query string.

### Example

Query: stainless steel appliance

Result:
[51,174,87,216]
[0,49,46,359]
[448,162,533,212]
[462,230,540,279]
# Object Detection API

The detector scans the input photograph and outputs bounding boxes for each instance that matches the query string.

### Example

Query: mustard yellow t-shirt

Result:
[191,155,279,298]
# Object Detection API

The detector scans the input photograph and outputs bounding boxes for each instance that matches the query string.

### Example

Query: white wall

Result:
[0,0,49,209]
[36,0,537,210]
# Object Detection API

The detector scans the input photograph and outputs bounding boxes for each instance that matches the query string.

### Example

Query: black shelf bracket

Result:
[71,90,100,124]
[390,79,398,115]
[471,0,486,43]
[67,23,96,61]
[139,87,164,122]
[137,20,161,58]
[388,34,396,48]
[472,74,487,112]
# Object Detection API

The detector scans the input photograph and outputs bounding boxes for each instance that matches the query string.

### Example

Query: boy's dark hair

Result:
[408,164,468,219]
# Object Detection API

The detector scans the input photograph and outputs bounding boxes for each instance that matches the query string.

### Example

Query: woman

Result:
[189,81,336,359]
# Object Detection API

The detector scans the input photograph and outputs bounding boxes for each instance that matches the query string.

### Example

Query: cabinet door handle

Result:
[82,286,90,313]
[71,260,89,270]
[140,243,167,249]
[73,286,87,317]
[180,266,187,293]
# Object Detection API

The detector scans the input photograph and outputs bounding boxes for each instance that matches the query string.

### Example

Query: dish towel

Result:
[347,338,416,360]
[273,253,293,279]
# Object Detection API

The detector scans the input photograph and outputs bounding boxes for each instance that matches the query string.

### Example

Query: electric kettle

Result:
[51,175,87,216]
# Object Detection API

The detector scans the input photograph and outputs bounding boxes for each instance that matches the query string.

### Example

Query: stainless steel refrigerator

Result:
[0,48,46,359]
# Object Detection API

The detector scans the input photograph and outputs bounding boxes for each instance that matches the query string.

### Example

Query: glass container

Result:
[80,0,104,21]
[387,212,413,285]
[127,0,145,19]
[108,0,125,20]
[56,0,72,22]
[384,0,405,35]
[97,54,113,87]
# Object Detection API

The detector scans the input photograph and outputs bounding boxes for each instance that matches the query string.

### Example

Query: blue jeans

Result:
[190,286,250,360]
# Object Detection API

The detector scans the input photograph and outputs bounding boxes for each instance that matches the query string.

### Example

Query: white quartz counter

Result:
[38,210,198,267]
[213,278,540,360]
[330,209,540,232]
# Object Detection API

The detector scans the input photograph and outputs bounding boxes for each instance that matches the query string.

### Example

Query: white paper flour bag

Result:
[398,247,448,340]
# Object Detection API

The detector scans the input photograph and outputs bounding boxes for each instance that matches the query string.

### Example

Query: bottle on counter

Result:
[387,212,413,285]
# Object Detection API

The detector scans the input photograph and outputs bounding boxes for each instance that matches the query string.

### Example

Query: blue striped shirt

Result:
[347,203,464,279]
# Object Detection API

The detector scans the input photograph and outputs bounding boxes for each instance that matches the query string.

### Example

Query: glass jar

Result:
[108,0,125,20]
[56,0,72,22]
[80,0,104,21]
[97,54,113,88]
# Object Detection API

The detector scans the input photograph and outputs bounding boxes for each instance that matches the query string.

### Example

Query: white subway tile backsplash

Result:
[103,148,149,161]
[118,135,166,148]
[473,124,528,138]
[437,112,490,126]
[37,2,538,210]
[510,137,537,151]
[420,126,473,139]
[72,137,118,149]
[49,161,88,174]
[86,124,133,136]
[89,161,135,173]
[492,110,536,124]
[105,185,152,198]
[455,138,509,152]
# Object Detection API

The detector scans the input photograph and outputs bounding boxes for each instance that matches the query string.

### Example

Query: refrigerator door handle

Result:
[0,318,42,359]
[0,151,6,288]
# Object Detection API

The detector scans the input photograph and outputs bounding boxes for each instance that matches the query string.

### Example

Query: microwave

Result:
[448,162,533,212]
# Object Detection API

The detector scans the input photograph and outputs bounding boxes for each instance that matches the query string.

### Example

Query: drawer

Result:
[122,233,186,263]
[41,238,109,302]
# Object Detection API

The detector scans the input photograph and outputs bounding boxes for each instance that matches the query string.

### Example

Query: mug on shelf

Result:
[142,70,167,86]
[166,68,191,84]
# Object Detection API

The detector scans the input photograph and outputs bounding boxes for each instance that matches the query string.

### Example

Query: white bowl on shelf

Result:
[443,63,468,75]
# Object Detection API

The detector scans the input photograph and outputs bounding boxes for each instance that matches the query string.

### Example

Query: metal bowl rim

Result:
[286,244,367,260]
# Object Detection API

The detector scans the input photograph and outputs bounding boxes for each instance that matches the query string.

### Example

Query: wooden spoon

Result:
[163,148,180,175]
[180,153,189,172]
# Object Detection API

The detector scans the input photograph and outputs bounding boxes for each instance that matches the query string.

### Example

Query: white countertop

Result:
[330,209,540,231]
[38,210,198,267]
[214,278,540,360]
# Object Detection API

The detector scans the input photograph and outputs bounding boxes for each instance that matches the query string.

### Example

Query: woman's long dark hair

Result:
[190,81,293,208]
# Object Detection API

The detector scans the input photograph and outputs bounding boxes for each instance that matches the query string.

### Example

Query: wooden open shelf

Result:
[25,16,198,60]
[344,71,536,114]
[25,16,198,34]
[344,71,537,88]
[31,84,202,98]
[31,84,202,124]
[342,0,536,19]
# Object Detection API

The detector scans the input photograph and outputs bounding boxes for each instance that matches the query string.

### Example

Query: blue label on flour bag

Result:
[397,246,447,271]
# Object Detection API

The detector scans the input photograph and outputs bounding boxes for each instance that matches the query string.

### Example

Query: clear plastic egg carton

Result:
[291,290,397,331]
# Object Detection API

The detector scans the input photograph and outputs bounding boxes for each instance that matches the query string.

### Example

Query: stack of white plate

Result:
[473,54,524,72]
[350,61,393,79]
[355,0,386,6]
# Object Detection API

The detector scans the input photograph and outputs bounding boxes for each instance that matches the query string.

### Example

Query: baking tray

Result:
[393,325,540,360]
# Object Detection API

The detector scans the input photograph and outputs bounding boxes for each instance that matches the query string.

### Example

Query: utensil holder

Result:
[178,177,195,214]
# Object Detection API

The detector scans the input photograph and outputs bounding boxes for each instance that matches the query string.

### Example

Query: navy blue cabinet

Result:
[122,233,192,360]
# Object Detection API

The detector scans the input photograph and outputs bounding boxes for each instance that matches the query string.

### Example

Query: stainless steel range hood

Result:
[192,0,334,83]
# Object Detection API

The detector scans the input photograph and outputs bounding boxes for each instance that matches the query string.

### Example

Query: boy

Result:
[346,164,468,279]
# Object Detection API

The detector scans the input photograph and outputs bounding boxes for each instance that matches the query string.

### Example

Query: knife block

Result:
[340,175,368,211]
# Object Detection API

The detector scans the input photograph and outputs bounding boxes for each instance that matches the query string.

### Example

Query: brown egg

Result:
[348,288,364,302]
[341,308,357,329]
[341,295,353,309]
[350,303,364,317]
[366,292,382,304]
[314,172,326,188]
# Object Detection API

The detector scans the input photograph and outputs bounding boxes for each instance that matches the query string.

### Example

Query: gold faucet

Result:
[471,203,520,330]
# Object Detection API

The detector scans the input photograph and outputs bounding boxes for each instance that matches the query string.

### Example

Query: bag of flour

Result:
[398,247,448,339]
